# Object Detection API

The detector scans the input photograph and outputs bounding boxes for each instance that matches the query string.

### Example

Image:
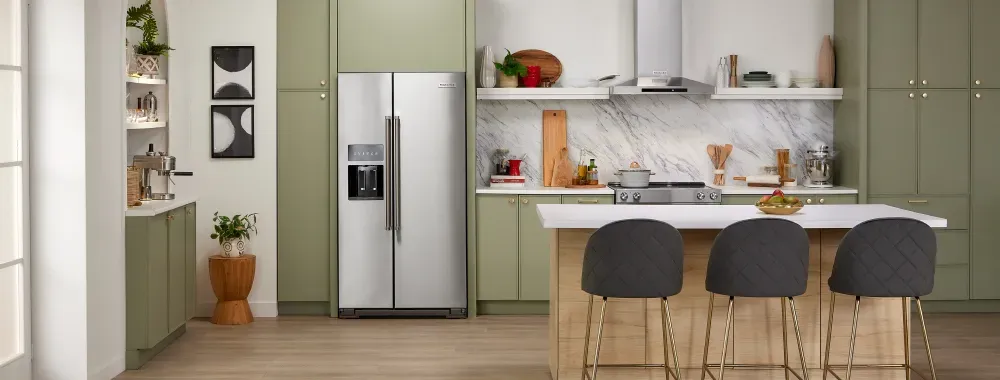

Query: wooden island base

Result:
[549,229,910,380]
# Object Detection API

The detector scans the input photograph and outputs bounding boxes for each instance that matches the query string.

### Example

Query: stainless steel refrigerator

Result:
[337,73,467,318]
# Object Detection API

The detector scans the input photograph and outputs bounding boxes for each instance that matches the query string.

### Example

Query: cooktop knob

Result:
[709,192,718,200]
[696,192,706,200]
[633,192,641,201]
[619,192,628,201]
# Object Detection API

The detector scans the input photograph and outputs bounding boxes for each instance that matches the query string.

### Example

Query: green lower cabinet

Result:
[185,204,196,319]
[869,196,969,230]
[518,195,561,301]
[167,209,187,332]
[972,90,1000,299]
[722,194,858,205]
[476,195,519,301]
[562,195,614,205]
[924,265,971,301]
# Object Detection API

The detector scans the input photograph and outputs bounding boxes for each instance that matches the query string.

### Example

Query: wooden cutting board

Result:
[542,110,567,187]
[819,35,835,88]
[512,49,563,84]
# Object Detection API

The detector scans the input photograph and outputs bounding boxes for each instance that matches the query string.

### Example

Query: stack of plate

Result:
[742,71,776,88]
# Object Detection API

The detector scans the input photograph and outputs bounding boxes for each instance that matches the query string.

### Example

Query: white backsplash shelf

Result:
[712,87,843,100]
[477,87,611,100]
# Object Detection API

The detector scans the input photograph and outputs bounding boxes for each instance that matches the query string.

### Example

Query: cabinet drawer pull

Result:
[819,198,826,204]
[522,198,529,205]
[577,199,600,204]
[908,200,929,204]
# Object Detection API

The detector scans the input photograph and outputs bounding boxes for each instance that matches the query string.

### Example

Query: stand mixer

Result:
[132,144,193,200]
[804,142,835,188]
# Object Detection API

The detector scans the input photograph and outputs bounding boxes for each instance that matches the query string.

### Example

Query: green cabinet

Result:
[972,0,1000,88]
[185,204,196,319]
[868,0,917,89]
[722,194,858,205]
[476,195,519,301]
[868,90,918,194]
[277,0,330,90]
[972,90,1000,298]
[562,195,614,205]
[518,196,561,301]
[278,92,331,302]
[917,0,970,89]
[338,0,466,72]
[125,203,197,369]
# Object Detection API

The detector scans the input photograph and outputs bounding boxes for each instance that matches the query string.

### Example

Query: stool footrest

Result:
[824,364,930,380]
[582,363,680,380]
[702,363,805,380]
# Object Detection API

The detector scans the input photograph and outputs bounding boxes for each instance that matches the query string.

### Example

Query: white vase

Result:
[221,237,246,257]
[479,46,497,88]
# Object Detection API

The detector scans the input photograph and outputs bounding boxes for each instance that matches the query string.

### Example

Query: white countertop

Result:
[536,204,947,230]
[476,186,615,195]
[709,185,859,195]
[126,195,198,217]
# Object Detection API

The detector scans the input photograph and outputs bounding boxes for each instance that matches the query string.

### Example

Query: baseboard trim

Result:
[919,299,1000,313]
[277,301,332,316]
[90,354,125,380]
[477,300,549,315]
[126,324,186,370]
[197,301,278,318]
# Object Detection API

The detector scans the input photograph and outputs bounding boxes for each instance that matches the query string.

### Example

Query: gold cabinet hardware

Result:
[909,93,915,99]
[819,198,826,204]
[508,198,515,205]
[167,215,174,221]
[976,93,982,99]
[320,93,327,99]
[909,80,915,85]
[577,199,600,204]
[320,80,327,86]
[522,198,529,205]
[922,80,928,85]
[976,80,982,86]
[908,200,929,204]
[806,198,813,204]
[922,93,928,98]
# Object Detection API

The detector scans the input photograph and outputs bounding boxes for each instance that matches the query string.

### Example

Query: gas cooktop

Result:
[608,182,721,205]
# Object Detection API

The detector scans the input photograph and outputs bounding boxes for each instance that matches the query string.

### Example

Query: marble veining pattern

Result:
[477,95,833,186]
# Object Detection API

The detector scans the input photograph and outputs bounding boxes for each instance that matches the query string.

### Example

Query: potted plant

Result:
[210,212,258,257]
[494,49,526,88]
[126,0,173,76]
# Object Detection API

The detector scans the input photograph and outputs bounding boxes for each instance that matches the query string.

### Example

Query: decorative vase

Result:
[498,73,518,88]
[125,39,137,76]
[135,55,160,76]
[221,237,246,257]
[480,46,497,88]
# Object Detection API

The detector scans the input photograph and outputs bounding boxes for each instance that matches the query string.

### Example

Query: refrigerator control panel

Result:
[347,144,385,162]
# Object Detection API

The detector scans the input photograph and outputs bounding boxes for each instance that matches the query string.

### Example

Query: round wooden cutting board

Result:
[512,49,563,84]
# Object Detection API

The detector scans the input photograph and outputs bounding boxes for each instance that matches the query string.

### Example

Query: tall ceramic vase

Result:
[480,46,497,88]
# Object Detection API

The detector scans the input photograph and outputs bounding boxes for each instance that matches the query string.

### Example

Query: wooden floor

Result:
[115,313,1000,380]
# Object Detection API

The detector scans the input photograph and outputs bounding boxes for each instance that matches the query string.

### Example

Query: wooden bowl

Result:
[755,202,804,215]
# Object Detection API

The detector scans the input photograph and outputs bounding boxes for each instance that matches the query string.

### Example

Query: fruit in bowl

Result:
[755,189,804,215]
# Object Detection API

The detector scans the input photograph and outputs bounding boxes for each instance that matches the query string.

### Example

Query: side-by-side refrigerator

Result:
[337,73,467,318]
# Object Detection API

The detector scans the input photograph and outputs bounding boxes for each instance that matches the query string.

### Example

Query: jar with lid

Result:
[142,91,159,122]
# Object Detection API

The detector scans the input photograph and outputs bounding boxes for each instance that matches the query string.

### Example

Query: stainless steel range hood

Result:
[612,0,715,95]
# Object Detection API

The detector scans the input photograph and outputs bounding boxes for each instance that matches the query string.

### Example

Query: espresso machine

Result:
[804,141,835,188]
[132,144,193,200]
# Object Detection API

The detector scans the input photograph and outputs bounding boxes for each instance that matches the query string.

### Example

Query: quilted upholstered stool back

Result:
[829,218,937,297]
[706,218,810,297]
[581,219,684,298]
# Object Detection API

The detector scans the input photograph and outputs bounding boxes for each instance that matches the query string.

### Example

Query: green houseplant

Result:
[126,0,173,76]
[494,49,526,88]
[210,212,258,257]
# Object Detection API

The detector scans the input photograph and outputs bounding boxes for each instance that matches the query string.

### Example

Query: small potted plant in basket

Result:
[494,49,527,88]
[126,0,173,76]
[210,212,258,257]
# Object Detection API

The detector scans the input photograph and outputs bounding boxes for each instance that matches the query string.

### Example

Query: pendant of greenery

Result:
[210,212,259,245]
[494,49,527,77]
[126,0,174,56]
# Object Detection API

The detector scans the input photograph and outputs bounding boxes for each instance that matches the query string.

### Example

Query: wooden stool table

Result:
[209,254,256,325]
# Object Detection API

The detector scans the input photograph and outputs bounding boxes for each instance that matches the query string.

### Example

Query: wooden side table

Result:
[209,254,256,325]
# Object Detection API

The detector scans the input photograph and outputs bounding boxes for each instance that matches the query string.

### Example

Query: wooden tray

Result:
[512,49,563,84]
[566,183,606,189]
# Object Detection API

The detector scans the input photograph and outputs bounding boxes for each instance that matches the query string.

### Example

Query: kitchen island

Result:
[538,204,946,380]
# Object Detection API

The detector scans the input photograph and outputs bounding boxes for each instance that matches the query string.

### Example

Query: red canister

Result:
[523,66,542,88]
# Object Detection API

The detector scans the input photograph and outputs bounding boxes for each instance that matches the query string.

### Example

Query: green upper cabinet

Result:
[868,0,917,89]
[868,90,918,195]
[338,0,466,73]
[972,0,1000,89]
[971,90,1000,299]
[476,195,519,301]
[278,91,331,302]
[917,0,970,89]
[518,195,560,301]
[918,90,970,195]
[278,0,330,90]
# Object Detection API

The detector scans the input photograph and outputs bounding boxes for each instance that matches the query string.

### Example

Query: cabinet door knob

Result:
[806,198,813,204]
[976,93,982,99]
[909,93,915,99]
[819,198,826,204]
[922,80,928,85]
[508,198,515,204]
[320,80,327,86]
[167,215,174,221]
[320,93,327,99]
[909,80,915,85]
[976,80,982,86]
[521,198,529,205]
[922,93,928,98]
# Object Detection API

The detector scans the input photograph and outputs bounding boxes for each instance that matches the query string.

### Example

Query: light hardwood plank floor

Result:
[115,314,1000,380]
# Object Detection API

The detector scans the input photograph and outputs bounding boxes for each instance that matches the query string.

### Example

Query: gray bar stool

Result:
[700,218,811,380]
[580,219,684,380]
[823,217,938,380]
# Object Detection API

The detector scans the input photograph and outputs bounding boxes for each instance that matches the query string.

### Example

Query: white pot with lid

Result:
[615,161,655,188]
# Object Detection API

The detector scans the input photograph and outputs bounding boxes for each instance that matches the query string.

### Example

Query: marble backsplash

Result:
[476,95,834,186]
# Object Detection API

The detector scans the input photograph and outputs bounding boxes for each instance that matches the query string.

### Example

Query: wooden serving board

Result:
[512,49,563,84]
[565,184,606,189]
[542,110,567,187]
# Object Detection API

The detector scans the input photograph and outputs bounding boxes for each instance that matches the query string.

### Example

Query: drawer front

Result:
[923,265,970,301]
[722,195,759,205]
[868,196,969,230]
[802,195,858,205]
[561,195,614,205]
[936,230,969,266]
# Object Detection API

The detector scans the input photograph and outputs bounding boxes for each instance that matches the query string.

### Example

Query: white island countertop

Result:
[536,204,947,230]
[126,195,199,217]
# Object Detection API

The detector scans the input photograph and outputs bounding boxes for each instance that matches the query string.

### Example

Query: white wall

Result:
[476,0,833,85]
[166,0,278,317]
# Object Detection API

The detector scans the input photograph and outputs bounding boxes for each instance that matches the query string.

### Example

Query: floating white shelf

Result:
[711,88,843,100]
[126,76,167,85]
[126,121,167,130]
[477,87,611,100]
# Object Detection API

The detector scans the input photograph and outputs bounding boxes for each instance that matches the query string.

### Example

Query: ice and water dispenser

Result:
[347,144,385,200]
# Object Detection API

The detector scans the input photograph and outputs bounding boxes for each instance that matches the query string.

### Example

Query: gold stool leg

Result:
[662,298,681,380]
[700,293,716,380]
[845,296,861,380]
[915,298,938,380]
[581,295,594,380]
[822,294,836,380]
[591,297,609,380]
[782,297,790,380]
[789,297,811,380]
[903,297,911,380]
[718,297,735,380]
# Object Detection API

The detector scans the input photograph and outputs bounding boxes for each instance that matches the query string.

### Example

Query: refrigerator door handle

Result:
[385,116,393,231]
[394,116,401,231]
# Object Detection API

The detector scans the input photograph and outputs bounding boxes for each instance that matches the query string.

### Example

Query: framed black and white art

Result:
[211,105,254,158]
[212,46,255,99]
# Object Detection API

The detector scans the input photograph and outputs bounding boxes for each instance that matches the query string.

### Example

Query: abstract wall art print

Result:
[211,105,254,158]
[212,46,255,99]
